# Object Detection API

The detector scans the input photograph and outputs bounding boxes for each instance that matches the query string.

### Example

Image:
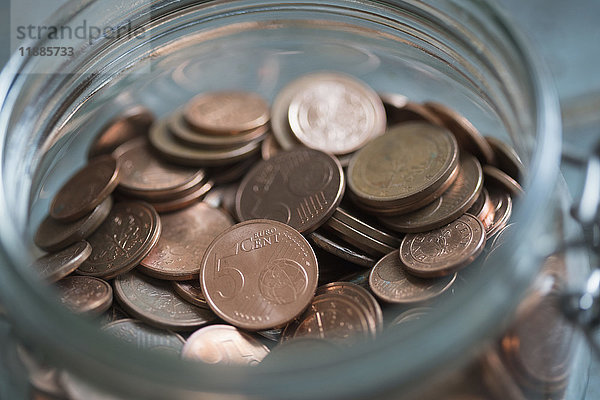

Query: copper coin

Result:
[103,319,185,356]
[380,94,443,126]
[35,196,113,252]
[183,91,269,135]
[149,117,261,167]
[77,202,161,279]
[256,328,283,343]
[389,307,431,327]
[271,77,303,151]
[55,276,113,315]
[487,186,513,238]
[380,154,483,233]
[261,134,282,160]
[170,110,268,148]
[287,72,386,155]
[31,241,92,282]
[324,216,396,257]
[182,325,269,365]
[203,184,238,218]
[205,154,262,185]
[114,270,216,331]
[483,165,524,197]
[316,281,382,334]
[400,214,486,278]
[88,106,154,159]
[114,138,206,201]
[369,251,456,304]
[200,219,318,331]
[99,303,129,325]
[139,202,233,280]
[235,148,345,234]
[307,231,376,268]
[467,187,487,218]
[149,180,213,213]
[333,207,402,248]
[485,136,524,183]
[281,293,372,345]
[50,155,120,222]
[425,102,495,164]
[172,280,209,308]
[347,122,459,209]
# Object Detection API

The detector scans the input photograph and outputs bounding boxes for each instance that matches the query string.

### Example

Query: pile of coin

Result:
[26,70,544,398]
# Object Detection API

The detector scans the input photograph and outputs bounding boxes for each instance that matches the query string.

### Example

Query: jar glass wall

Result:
[0,1,583,399]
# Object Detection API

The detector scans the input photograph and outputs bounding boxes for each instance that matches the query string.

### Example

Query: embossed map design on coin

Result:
[78,202,161,279]
[200,220,318,331]
[400,214,485,277]
[236,148,344,233]
[369,251,456,304]
[103,319,185,356]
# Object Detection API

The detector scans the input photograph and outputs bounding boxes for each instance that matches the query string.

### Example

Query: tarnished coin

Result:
[50,155,120,222]
[88,106,154,159]
[380,154,483,233]
[487,186,513,238]
[369,251,456,304]
[172,280,208,308]
[316,282,382,334]
[485,136,524,183]
[347,122,459,210]
[114,138,205,201]
[484,165,524,197]
[200,220,319,331]
[380,94,443,126]
[307,231,376,268]
[286,72,386,155]
[235,148,345,233]
[182,325,269,365]
[35,196,113,252]
[256,328,283,343]
[400,214,486,277]
[99,303,129,325]
[333,207,401,248]
[31,241,92,282]
[103,319,185,356]
[468,188,496,230]
[261,134,282,160]
[425,102,495,165]
[324,216,396,257]
[77,202,161,279]
[282,293,372,345]
[140,202,233,280]
[389,307,431,327]
[55,276,113,315]
[183,91,270,135]
[149,117,261,167]
[170,110,268,148]
[149,180,213,213]
[114,270,216,331]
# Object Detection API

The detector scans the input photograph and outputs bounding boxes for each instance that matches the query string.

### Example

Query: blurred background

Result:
[0,0,598,398]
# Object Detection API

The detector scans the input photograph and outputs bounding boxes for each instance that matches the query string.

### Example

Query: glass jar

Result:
[0,0,591,399]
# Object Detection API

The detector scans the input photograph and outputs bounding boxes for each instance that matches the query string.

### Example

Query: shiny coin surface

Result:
[55,276,112,315]
[77,202,161,279]
[183,91,269,135]
[347,122,459,210]
[369,251,456,304]
[140,202,233,280]
[307,231,376,268]
[88,106,154,159]
[31,241,92,282]
[486,186,513,238]
[325,216,396,257]
[483,165,524,197]
[236,148,345,234]
[114,138,205,201]
[149,180,213,213]
[333,207,401,248]
[114,270,216,331]
[103,319,185,356]
[381,154,483,233]
[35,196,113,252]
[172,280,208,308]
[182,324,269,365]
[316,282,382,334]
[286,72,386,155]
[425,102,495,165]
[50,155,120,222]
[485,136,524,183]
[200,219,319,331]
[282,293,372,344]
[400,214,486,278]
[150,117,261,167]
